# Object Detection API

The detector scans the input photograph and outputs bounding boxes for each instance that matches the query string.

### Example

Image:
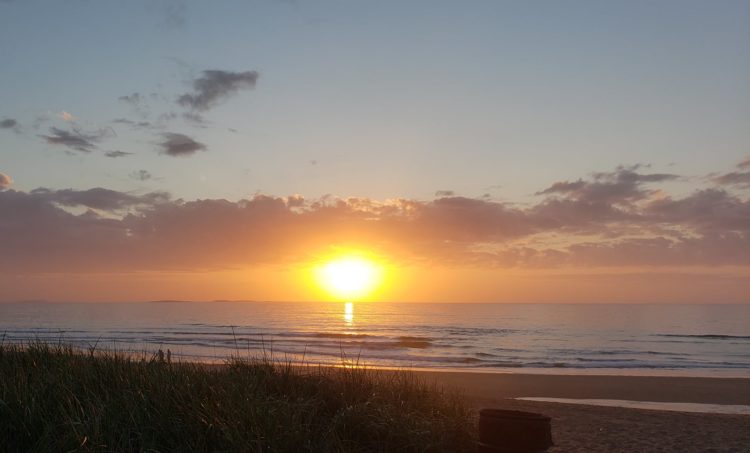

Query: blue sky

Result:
[2,0,748,202]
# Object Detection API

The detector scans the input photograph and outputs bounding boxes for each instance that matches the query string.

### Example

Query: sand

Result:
[413,371,750,453]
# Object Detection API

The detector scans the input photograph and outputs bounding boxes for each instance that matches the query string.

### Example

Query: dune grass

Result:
[0,342,476,452]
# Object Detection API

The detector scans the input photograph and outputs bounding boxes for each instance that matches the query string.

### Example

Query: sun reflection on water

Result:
[344,302,354,324]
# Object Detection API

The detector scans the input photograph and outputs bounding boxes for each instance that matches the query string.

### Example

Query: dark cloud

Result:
[536,165,679,204]
[104,150,133,158]
[0,172,11,190]
[645,189,750,234]
[1,118,19,131]
[28,187,169,211]
[528,166,681,233]
[130,170,153,181]
[158,132,206,156]
[435,190,455,197]
[177,70,259,111]
[39,127,110,153]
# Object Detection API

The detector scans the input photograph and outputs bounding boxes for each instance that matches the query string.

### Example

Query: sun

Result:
[315,255,383,301]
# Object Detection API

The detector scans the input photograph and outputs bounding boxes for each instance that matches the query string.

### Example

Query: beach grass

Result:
[0,342,476,452]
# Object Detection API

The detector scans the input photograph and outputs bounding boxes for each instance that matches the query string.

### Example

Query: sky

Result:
[1,0,749,303]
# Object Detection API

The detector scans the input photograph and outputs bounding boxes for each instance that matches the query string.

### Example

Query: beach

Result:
[417,371,750,452]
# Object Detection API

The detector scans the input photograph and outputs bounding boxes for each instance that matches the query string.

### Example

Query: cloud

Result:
[117,92,153,119]
[1,118,19,132]
[535,180,587,196]
[105,150,133,158]
[0,172,11,190]
[130,170,153,181]
[177,70,259,111]
[435,190,455,197]
[31,113,51,130]
[645,189,750,234]
[158,132,206,156]
[39,127,108,153]
[59,111,76,122]
[713,172,750,188]
[711,156,750,188]
[118,93,143,105]
[28,187,169,211]
[161,0,187,29]
[112,118,153,130]
[1,164,748,273]
[182,111,208,127]
[536,165,678,204]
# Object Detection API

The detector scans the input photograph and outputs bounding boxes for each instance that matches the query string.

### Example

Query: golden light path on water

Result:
[344,302,354,324]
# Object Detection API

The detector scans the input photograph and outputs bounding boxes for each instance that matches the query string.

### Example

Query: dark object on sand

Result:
[478,409,553,453]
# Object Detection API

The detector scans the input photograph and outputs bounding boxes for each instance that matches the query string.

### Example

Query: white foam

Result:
[515,397,750,415]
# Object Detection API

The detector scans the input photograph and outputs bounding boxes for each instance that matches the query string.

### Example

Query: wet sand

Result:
[412,371,750,405]
[414,371,750,453]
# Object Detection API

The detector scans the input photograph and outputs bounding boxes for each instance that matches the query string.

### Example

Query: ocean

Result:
[1,302,748,376]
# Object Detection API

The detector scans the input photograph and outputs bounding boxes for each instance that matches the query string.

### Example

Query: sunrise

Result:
[1,1,749,452]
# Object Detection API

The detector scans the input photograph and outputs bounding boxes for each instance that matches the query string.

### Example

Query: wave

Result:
[311,333,374,339]
[655,334,750,340]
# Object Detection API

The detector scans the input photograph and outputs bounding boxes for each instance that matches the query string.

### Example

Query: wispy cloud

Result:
[130,170,153,181]
[118,93,143,105]
[112,118,153,130]
[39,127,109,153]
[711,156,750,188]
[182,111,208,127]
[161,0,187,29]
[104,150,133,158]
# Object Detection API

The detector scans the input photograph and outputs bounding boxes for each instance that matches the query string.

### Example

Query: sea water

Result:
[1,302,748,376]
